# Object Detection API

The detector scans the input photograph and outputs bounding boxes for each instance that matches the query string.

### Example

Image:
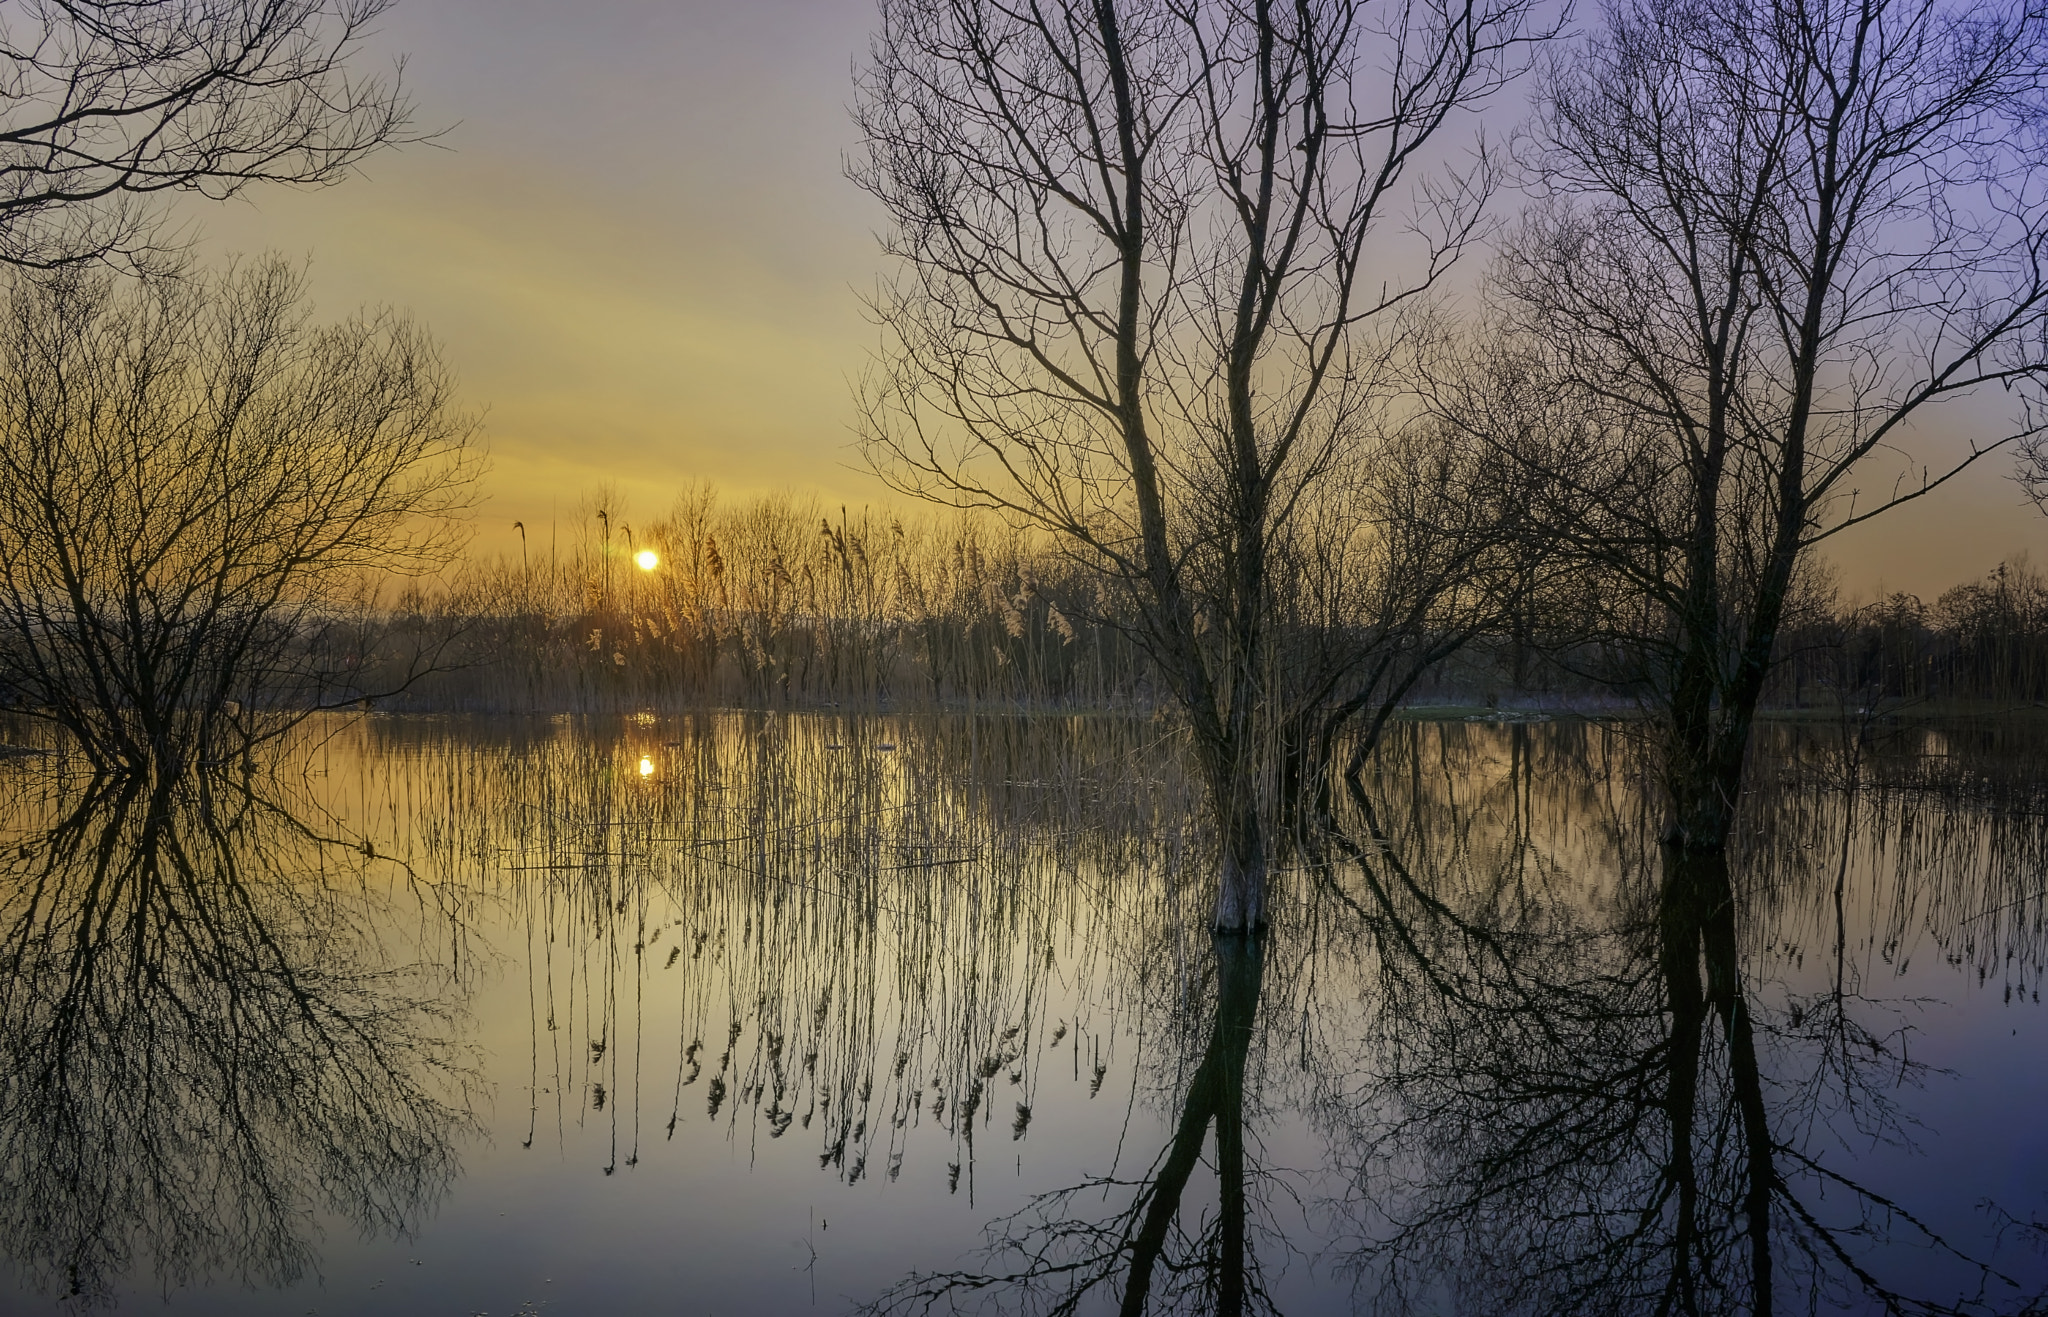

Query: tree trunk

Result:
[1213,798,1267,932]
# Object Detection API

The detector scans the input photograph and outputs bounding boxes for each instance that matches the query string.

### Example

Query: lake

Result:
[1,711,2043,1316]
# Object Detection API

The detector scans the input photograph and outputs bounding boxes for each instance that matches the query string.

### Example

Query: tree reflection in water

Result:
[8,713,2020,1314]
[444,713,1286,1315]
[860,934,1272,1317]
[0,767,477,1307]
[842,717,2048,1316]
[1335,726,2048,1317]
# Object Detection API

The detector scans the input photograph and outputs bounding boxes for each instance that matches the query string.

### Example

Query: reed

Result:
[294,481,2048,725]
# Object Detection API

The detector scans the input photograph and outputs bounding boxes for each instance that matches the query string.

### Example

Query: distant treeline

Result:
[1770,561,2048,709]
[1393,561,2048,713]
[345,488,2048,716]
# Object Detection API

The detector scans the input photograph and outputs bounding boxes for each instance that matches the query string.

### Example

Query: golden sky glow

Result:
[178,0,887,566]
[172,0,2045,604]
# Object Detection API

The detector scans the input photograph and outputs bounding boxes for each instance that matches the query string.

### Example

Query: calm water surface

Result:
[1,712,2044,1316]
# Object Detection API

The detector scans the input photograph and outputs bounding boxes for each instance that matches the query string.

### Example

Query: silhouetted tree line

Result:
[1768,561,2048,709]
[350,491,2048,723]
[366,465,1504,734]
[374,488,1151,712]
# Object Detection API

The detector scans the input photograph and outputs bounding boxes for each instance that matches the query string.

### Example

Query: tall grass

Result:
[361,488,1149,713]
[310,484,2048,719]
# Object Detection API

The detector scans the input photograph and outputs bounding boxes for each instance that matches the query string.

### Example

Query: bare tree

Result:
[0,0,414,268]
[0,257,479,774]
[852,0,1549,930]
[1270,415,1537,823]
[1432,0,2048,854]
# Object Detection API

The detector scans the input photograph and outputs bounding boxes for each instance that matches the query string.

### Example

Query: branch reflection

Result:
[0,769,477,1306]
[309,711,2047,1317]
[859,933,1276,1317]
[1340,726,2047,1317]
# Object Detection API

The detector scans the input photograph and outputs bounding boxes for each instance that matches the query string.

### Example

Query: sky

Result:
[181,0,890,556]
[176,0,2047,603]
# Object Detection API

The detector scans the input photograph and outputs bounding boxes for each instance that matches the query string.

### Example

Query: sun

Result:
[634,549,659,572]
[638,755,655,778]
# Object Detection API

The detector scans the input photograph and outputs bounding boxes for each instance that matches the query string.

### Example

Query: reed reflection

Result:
[0,767,476,1307]
[406,712,1291,1313]
[418,712,1206,1189]
[850,932,1276,1317]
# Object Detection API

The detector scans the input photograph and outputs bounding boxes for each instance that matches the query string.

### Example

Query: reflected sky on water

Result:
[0,712,2044,1315]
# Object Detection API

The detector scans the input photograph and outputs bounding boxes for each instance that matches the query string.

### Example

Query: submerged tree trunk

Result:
[1197,730,1268,932]
[1663,524,1802,855]
[1213,802,1267,932]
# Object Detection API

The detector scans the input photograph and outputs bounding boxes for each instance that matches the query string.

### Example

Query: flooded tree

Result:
[1427,0,2048,855]
[850,0,1550,930]
[0,258,479,775]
